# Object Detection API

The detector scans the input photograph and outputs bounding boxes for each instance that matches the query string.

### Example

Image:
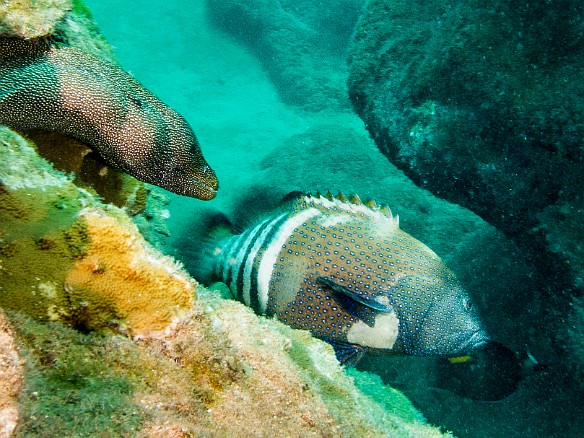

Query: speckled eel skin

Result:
[0,38,218,200]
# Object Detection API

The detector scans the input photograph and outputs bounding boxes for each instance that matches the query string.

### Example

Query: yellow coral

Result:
[65,208,195,335]
[1,128,194,335]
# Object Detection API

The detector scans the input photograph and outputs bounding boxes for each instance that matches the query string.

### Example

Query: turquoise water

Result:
[82,1,581,437]
[86,0,326,215]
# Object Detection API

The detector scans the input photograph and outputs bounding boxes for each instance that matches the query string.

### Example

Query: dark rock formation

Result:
[348,0,584,302]
[348,2,584,435]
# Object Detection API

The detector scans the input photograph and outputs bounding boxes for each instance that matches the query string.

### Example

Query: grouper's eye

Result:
[463,297,472,311]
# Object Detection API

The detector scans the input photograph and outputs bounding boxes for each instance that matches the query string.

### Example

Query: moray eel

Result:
[199,192,489,365]
[0,38,218,200]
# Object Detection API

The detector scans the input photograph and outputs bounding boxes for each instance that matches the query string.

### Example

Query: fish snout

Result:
[462,330,490,352]
[159,163,218,200]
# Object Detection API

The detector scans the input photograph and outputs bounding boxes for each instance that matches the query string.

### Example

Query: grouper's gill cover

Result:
[207,192,489,365]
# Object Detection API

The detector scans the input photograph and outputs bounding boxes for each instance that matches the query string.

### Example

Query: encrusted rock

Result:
[0,310,23,438]
[0,0,72,39]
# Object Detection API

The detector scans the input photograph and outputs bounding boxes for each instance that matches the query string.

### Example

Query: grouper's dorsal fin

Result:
[286,191,399,228]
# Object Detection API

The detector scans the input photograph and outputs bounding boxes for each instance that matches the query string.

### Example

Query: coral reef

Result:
[64,208,194,334]
[206,0,365,111]
[0,127,194,336]
[0,0,72,39]
[8,291,447,437]
[0,310,23,438]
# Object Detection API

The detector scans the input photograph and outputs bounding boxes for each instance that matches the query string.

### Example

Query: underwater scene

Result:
[1,0,583,436]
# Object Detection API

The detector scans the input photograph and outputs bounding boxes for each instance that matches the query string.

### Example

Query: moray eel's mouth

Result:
[189,165,219,200]
[157,165,218,200]
[193,178,218,200]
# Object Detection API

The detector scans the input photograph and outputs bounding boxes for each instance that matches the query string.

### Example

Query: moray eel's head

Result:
[153,111,219,200]
[92,75,220,200]
[0,43,219,200]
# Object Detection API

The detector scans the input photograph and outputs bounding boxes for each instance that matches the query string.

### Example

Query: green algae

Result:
[347,368,427,425]
[52,0,118,64]
[11,314,143,436]
[71,0,94,19]
[0,128,89,322]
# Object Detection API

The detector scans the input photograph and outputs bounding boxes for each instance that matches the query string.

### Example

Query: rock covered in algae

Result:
[8,288,448,437]
[347,0,584,295]
[0,127,446,437]
[0,0,72,39]
[0,309,23,438]
[0,127,194,336]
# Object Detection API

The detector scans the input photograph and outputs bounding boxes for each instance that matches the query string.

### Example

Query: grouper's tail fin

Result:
[173,208,233,285]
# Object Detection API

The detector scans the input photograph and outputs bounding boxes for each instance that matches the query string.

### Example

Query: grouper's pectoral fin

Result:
[324,339,367,367]
[316,276,393,312]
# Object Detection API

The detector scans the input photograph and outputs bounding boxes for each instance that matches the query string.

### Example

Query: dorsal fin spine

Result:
[297,192,399,229]
[365,199,377,209]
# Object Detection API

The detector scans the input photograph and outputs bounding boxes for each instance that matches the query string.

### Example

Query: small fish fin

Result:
[365,199,377,208]
[232,189,398,228]
[350,194,362,204]
[173,208,233,284]
[279,190,306,206]
[325,340,367,366]
[206,212,233,241]
[316,276,393,312]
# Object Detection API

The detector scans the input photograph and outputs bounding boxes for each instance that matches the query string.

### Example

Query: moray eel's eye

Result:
[463,297,472,311]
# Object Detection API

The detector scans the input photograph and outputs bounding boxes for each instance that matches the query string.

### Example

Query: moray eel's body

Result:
[0,38,218,200]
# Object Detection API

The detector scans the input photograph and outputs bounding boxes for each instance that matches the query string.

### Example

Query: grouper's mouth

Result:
[462,330,490,351]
